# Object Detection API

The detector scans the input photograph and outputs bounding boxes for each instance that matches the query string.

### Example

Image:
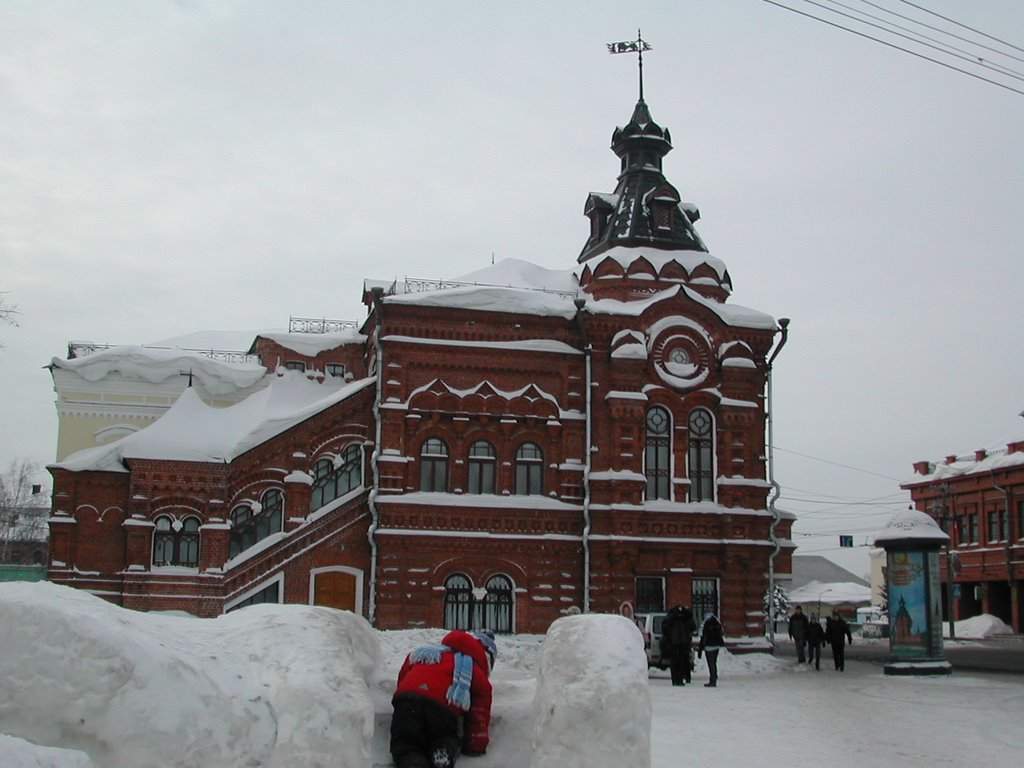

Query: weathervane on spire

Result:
[607,29,652,101]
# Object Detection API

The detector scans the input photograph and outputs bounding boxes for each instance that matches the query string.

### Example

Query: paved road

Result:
[774,636,1024,675]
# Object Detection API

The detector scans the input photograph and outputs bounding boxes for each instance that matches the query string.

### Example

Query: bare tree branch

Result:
[0,458,49,564]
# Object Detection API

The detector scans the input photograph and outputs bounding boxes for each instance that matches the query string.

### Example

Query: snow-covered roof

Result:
[51,373,375,472]
[904,446,1024,485]
[50,345,266,396]
[147,329,269,351]
[587,285,776,330]
[590,245,728,282]
[874,508,950,546]
[452,258,581,293]
[253,330,366,357]
[377,256,774,330]
[387,284,579,318]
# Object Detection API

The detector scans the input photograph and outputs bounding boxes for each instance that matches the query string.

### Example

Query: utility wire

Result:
[781,484,907,502]
[783,496,905,507]
[853,0,1024,65]
[762,0,1024,96]
[775,446,903,481]
[896,0,1024,55]
[804,0,1024,82]
[823,0,1024,80]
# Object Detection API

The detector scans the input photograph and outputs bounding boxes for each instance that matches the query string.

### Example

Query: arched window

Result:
[688,408,715,502]
[229,489,284,559]
[443,573,515,633]
[420,438,449,492]
[514,442,543,496]
[467,440,496,495]
[444,573,473,630]
[152,515,201,567]
[645,406,671,500]
[482,574,514,633]
[311,444,362,511]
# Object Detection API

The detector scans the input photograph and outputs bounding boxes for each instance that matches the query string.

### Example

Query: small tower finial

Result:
[607,31,652,101]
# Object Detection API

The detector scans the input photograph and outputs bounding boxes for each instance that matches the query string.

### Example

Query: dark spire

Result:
[578,99,707,263]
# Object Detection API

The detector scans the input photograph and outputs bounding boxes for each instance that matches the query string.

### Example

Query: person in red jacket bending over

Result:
[390,629,496,768]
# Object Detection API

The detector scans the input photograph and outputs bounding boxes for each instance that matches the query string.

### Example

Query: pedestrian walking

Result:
[697,612,724,687]
[825,611,852,671]
[659,605,697,686]
[390,629,496,768]
[806,613,825,670]
[788,605,809,663]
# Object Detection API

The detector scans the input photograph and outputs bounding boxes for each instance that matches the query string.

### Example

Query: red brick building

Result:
[902,437,1024,633]
[48,97,793,636]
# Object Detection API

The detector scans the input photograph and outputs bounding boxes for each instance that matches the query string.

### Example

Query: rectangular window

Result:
[987,509,1008,543]
[635,577,665,614]
[965,513,979,544]
[468,461,495,494]
[1018,500,1024,540]
[227,580,281,612]
[325,363,347,378]
[691,578,720,628]
[284,361,306,372]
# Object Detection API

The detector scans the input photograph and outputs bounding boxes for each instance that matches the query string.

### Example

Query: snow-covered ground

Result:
[1,583,1021,768]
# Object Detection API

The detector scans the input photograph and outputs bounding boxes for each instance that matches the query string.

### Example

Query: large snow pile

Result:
[531,614,650,768]
[52,372,374,472]
[947,613,1014,639]
[0,582,381,768]
[5,582,1018,768]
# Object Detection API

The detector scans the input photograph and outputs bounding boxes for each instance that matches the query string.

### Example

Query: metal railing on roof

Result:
[288,316,361,334]
[66,342,258,364]
[400,276,577,299]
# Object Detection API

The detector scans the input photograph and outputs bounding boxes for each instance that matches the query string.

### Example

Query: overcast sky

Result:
[2,1,1021,576]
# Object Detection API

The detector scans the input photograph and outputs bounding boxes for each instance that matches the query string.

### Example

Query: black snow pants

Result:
[390,693,462,768]
[830,641,846,671]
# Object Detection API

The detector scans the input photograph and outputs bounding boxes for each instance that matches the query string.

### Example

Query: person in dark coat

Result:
[659,605,697,686]
[788,605,809,663]
[806,613,826,670]
[825,610,853,671]
[697,612,725,687]
[390,629,496,768]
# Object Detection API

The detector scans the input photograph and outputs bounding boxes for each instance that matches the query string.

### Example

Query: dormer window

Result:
[652,203,671,231]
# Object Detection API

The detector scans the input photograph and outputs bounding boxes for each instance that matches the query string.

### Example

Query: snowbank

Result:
[531,614,651,768]
[945,613,1014,639]
[0,734,94,768]
[0,582,381,768]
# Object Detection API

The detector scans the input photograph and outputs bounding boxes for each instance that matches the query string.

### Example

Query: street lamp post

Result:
[929,484,956,641]
[817,587,833,620]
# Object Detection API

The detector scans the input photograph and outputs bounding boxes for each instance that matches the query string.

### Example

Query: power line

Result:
[783,496,904,507]
[805,0,1024,82]
[781,484,907,502]
[775,446,903,481]
[762,0,1024,96]
[851,0,1024,65]
[895,0,1024,55]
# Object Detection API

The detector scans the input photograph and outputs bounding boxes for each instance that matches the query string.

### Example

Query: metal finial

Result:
[607,31,652,101]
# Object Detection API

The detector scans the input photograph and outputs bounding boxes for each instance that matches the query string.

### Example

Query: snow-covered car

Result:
[634,612,669,669]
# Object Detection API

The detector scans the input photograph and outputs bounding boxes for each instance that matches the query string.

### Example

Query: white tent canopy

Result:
[787,580,873,610]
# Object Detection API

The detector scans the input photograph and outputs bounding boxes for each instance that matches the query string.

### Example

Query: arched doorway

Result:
[310,567,361,613]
